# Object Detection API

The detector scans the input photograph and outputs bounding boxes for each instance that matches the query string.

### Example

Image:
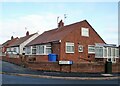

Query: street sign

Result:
[59,61,73,65]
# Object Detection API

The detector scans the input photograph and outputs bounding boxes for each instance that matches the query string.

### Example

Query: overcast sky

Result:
[0,1,118,45]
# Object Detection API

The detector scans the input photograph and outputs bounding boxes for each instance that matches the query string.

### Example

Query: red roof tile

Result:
[10,33,36,47]
[2,37,18,47]
[27,20,105,46]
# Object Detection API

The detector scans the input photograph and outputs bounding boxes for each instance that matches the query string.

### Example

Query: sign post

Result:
[58,61,73,72]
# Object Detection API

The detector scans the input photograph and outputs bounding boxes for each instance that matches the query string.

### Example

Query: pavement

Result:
[1,60,120,80]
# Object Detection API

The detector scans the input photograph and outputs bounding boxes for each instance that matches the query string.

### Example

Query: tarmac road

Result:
[2,74,119,84]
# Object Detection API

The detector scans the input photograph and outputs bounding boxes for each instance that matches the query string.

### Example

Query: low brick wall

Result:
[2,56,22,65]
[26,61,120,73]
[71,63,105,73]
[26,62,60,71]
[1,55,120,73]
[112,63,120,73]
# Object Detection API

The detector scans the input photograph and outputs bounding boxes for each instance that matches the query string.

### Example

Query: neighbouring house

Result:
[2,36,19,55]
[7,31,39,55]
[25,20,111,63]
[0,44,2,56]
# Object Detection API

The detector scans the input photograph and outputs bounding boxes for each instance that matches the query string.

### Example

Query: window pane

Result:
[95,47,103,57]
[99,47,103,57]
[39,46,44,54]
[104,47,107,57]
[26,47,31,54]
[66,43,74,53]
[32,46,36,54]
[88,45,95,53]
[112,48,115,57]
[108,47,111,57]
[81,28,89,37]
[46,45,52,54]
[115,48,119,57]
[46,48,51,54]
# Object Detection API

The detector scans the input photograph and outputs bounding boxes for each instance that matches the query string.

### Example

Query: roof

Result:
[2,37,18,47]
[27,20,105,46]
[2,40,10,46]
[10,33,36,47]
[95,43,117,48]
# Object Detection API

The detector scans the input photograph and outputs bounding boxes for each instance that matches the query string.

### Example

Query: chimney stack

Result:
[58,20,64,28]
[26,31,29,36]
[11,36,14,40]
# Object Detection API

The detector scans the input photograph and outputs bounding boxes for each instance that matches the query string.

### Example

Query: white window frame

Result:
[46,45,52,54]
[103,47,107,58]
[81,27,89,37]
[88,45,95,54]
[32,45,37,55]
[66,42,74,53]
[78,45,83,52]
[115,48,119,57]
[36,44,52,55]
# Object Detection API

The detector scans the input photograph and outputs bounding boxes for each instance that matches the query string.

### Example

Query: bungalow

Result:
[7,31,39,55]
[25,20,112,63]
[2,36,18,55]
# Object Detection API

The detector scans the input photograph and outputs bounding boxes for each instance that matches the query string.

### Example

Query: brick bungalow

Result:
[2,36,19,55]
[25,20,113,63]
[7,31,39,55]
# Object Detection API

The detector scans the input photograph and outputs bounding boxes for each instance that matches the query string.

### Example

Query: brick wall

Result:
[25,62,120,73]
[112,63,120,73]
[60,21,105,63]
[2,55,120,73]
[2,56,22,65]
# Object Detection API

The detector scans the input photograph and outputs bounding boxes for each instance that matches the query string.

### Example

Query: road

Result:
[1,60,120,85]
[2,74,119,84]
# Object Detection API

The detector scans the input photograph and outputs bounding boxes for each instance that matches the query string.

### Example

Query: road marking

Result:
[101,74,113,76]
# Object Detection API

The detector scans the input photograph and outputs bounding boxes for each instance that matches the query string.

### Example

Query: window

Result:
[36,44,52,55]
[25,46,31,55]
[88,45,95,53]
[111,48,115,57]
[103,47,107,57]
[115,48,119,57]
[108,47,111,57]
[95,46,103,57]
[81,27,89,37]
[66,42,74,53]
[37,45,44,54]
[32,46,36,54]
[46,45,52,54]
[78,45,83,52]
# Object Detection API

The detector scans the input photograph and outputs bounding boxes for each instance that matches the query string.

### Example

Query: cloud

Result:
[0,13,62,44]
[0,12,118,46]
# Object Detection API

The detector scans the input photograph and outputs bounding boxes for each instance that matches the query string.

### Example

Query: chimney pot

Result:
[26,31,29,36]
[58,20,64,28]
[11,36,14,40]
